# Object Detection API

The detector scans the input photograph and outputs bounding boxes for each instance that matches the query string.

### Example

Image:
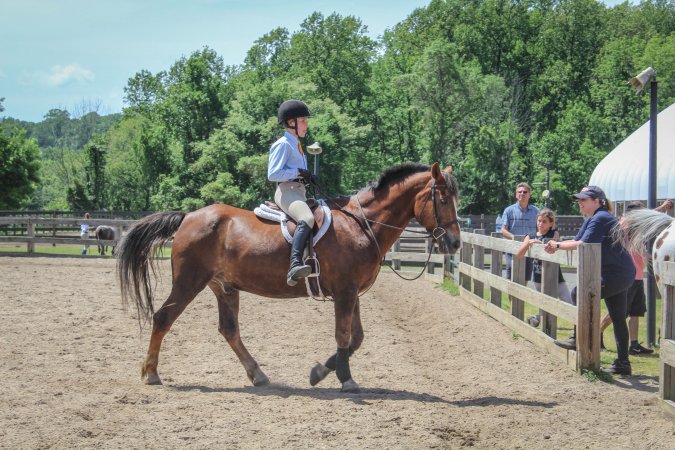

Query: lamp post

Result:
[306,142,322,176]
[629,67,658,347]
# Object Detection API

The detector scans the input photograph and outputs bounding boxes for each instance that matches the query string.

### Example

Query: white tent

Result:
[589,102,675,202]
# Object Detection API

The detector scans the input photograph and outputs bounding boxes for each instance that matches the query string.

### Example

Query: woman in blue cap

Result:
[267,100,315,286]
[545,185,635,375]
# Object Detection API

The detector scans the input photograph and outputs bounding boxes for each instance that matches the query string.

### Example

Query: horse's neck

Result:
[352,179,423,250]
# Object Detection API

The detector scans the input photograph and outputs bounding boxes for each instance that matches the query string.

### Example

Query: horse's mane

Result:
[369,163,430,192]
[367,163,458,195]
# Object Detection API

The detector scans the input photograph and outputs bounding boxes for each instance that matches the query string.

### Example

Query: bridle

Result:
[355,178,459,281]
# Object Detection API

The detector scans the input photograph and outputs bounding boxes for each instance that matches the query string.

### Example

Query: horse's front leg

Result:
[310,292,362,392]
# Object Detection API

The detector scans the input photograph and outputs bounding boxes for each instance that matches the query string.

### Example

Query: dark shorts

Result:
[626,280,646,317]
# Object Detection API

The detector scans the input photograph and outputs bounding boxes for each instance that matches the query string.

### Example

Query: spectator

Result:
[545,186,635,375]
[516,208,573,328]
[501,183,539,281]
[80,212,91,255]
[599,198,674,354]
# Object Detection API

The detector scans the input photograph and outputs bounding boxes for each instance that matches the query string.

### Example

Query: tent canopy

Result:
[589,102,674,202]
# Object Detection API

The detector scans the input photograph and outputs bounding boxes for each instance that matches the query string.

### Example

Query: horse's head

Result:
[414,163,461,254]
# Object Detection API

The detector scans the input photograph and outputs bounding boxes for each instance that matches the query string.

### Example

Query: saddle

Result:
[253,199,332,245]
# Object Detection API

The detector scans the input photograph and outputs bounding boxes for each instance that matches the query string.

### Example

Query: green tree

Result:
[0,128,41,209]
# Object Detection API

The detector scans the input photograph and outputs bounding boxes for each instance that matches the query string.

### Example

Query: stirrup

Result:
[287,264,311,286]
[304,255,320,278]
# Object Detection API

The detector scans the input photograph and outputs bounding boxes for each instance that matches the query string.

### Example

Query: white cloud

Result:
[18,64,96,87]
[46,64,95,86]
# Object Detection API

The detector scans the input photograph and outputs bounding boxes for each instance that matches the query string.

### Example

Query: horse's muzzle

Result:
[436,233,461,254]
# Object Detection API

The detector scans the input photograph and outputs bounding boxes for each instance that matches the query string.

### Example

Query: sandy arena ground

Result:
[1,256,674,449]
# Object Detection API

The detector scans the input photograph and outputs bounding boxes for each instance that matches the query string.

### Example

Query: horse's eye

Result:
[440,198,448,205]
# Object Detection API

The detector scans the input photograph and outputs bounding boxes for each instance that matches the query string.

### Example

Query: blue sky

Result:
[1,0,627,122]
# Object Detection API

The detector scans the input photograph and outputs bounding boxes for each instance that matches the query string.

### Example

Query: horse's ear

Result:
[444,166,453,174]
[431,162,441,178]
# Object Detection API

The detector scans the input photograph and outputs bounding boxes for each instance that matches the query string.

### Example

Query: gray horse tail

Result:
[613,208,674,255]
[116,211,186,325]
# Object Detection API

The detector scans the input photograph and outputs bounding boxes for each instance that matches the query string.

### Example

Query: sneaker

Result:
[554,337,576,350]
[629,343,654,356]
[527,315,540,328]
[602,359,632,376]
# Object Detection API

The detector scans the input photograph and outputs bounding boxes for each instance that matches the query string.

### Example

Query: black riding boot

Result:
[287,220,312,286]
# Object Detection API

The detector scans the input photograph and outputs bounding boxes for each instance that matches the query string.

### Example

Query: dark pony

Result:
[117,163,461,392]
[95,225,116,255]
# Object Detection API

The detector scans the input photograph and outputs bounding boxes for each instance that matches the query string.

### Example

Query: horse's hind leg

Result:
[209,278,269,386]
[310,297,364,389]
[142,281,203,385]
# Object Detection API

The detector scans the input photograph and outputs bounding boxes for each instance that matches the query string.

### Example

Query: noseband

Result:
[427,181,459,244]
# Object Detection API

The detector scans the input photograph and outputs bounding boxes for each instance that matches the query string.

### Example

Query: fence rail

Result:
[458,230,600,372]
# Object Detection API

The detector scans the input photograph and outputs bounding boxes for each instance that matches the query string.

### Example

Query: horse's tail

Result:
[613,208,674,254]
[116,211,187,324]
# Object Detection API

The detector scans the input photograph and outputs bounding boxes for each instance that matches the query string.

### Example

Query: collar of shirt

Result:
[284,131,299,149]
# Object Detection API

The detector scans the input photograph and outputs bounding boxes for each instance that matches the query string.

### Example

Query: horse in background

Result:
[95,225,116,255]
[618,208,675,297]
[116,163,461,392]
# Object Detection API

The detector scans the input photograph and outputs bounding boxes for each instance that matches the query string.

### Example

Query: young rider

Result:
[267,100,315,286]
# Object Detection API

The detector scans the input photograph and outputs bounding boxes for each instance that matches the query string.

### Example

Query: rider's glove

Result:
[297,168,313,181]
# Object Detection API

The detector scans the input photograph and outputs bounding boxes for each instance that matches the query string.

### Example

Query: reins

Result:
[311,177,457,283]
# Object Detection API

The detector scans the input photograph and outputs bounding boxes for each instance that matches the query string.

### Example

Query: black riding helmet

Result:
[277,100,311,127]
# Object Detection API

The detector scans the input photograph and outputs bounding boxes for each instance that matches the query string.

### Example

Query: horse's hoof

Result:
[309,363,333,386]
[252,372,270,387]
[144,374,162,385]
[340,379,361,393]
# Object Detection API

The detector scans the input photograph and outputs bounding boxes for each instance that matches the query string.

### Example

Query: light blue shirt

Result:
[267,131,308,182]
[501,202,539,236]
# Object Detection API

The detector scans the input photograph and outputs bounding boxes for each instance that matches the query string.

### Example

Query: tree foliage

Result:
[2,0,674,215]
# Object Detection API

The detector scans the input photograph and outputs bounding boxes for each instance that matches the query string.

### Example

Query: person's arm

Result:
[516,235,531,259]
[267,142,295,182]
[501,224,514,240]
[544,239,582,253]
[553,230,560,241]
[501,209,514,240]
[655,199,673,213]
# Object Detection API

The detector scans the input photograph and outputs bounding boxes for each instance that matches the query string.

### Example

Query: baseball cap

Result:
[572,185,607,200]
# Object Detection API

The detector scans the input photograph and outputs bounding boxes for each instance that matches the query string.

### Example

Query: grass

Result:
[440,275,662,377]
[0,243,172,258]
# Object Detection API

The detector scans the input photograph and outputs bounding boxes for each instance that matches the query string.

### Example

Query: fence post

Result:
[510,236,526,320]
[472,229,485,299]
[577,243,601,371]
[27,219,35,254]
[460,241,472,291]
[541,260,559,338]
[490,232,502,307]
[659,269,675,416]
[393,239,401,270]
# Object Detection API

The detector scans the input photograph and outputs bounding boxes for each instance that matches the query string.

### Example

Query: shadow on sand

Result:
[169,383,558,408]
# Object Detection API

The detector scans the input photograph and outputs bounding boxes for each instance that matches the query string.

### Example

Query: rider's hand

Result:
[297,168,312,181]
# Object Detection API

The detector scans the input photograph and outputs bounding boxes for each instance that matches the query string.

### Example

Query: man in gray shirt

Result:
[501,182,539,280]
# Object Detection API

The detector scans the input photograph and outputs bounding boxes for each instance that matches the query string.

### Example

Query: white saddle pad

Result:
[253,199,332,245]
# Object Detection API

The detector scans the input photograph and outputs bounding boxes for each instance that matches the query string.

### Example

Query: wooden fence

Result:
[0,217,134,255]
[661,261,675,419]
[458,230,600,372]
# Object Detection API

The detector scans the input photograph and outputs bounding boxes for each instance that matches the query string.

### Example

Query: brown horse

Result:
[117,162,461,392]
[95,225,116,255]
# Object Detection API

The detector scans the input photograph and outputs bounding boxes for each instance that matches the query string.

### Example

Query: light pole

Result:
[629,67,658,347]
[307,142,322,177]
